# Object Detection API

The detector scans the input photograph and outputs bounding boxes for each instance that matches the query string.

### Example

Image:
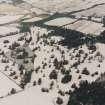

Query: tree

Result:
[20,70,33,88]
[20,23,30,33]
[10,88,16,94]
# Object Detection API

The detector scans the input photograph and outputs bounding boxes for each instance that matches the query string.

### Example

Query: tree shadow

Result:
[67,80,105,105]
[48,26,99,49]
[45,25,105,49]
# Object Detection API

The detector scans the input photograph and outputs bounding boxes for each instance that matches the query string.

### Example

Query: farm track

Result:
[67,2,105,15]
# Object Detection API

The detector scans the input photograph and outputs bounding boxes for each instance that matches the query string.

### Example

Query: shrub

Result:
[82,68,90,75]
[56,97,63,105]
[53,58,61,70]
[9,71,16,76]
[71,83,76,89]
[76,70,80,73]
[88,45,96,52]
[18,36,24,41]
[35,66,40,73]
[97,64,101,67]
[94,71,98,75]
[31,56,35,63]
[1,58,9,63]
[9,42,20,50]
[41,88,49,93]
[50,81,54,89]
[19,64,24,71]
[16,54,23,59]
[33,81,36,86]
[49,70,58,80]
[25,36,32,43]
[78,49,84,54]
[78,75,82,79]
[14,76,18,79]
[61,74,72,84]
[38,78,42,85]
[3,40,9,43]
[23,59,29,64]
[61,68,66,75]
[63,60,69,65]
[58,90,65,96]
[16,49,28,59]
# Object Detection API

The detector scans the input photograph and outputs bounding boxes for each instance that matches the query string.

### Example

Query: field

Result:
[44,17,104,35]
[0,87,53,105]
[0,71,21,98]
[0,15,23,25]
[64,20,104,35]
[0,26,19,36]
[44,17,77,27]
[22,0,105,15]
[0,34,26,98]
[0,3,28,15]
